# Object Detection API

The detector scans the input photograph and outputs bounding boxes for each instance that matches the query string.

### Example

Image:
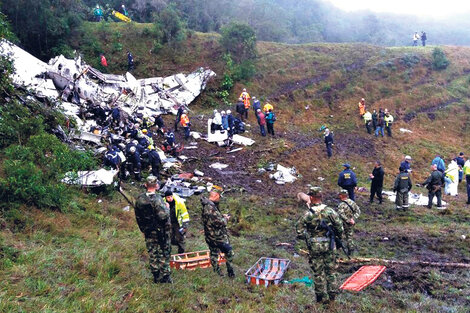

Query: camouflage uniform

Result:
[135,191,171,282]
[394,170,412,211]
[336,196,361,253]
[296,195,343,302]
[200,197,235,277]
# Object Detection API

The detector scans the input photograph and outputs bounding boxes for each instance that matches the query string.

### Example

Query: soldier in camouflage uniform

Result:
[336,189,361,255]
[296,187,344,303]
[200,191,235,277]
[132,176,172,283]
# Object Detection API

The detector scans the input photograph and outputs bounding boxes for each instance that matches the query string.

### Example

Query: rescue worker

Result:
[413,32,420,46]
[375,114,384,137]
[421,31,427,46]
[431,155,446,173]
[100,53,108,68]
[126,145,141,181]
[456,152,465,183]
[363,110,372,134]
[127,51,134,71]
[338,164,357,201]
[236,97,245,121]
[111,105,120,127]
[148,145,161,180]
[263,102,273,114]
[265,109,276,136]
[180,110,190,140]
[369,161,384,204]
[239,88,251,119]
[257,109,266,137]
[371,109,378,130]
[252,96,261,115]
[463,158,470,204]
[384,111,394,137]
[164,191,190,254]
[212,109,222,132]
[295,187,343,304]
[400,155,412,173]
[358,98,366,117]
[174,105,184,131]
[104,145,121,170]
[419,164,445,209]
[128,176,172,283]
[324,128,334,158]
[221,111,229,130]
[444,159,459,196]
[200,191,235,277]
[120,4,128,17]
[393,166,412,211]
[94,4,103,22]
[336,189,361,255]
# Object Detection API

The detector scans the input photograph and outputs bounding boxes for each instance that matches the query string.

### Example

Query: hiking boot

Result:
[152,271,160,284]
[227,267,235,278]
[160,275,173,284]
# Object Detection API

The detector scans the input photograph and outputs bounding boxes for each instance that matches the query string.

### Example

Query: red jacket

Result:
[257,111,266,126]
[101,55,108,67]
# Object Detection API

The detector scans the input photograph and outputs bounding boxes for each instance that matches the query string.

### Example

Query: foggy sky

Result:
[326,0,470,18]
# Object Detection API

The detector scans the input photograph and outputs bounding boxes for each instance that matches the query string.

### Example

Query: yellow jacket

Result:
[263,103,273,112]
[363,111,372,123]
[164,194,190,227]
[384,115,394,126]
[463,160,470,176]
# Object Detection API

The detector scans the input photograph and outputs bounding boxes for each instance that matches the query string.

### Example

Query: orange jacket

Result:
[240,91,251,109]
[358,102,365,115]
[180,114,190,127]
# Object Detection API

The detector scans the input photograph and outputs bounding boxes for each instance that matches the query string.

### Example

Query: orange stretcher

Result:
[170,250,226,270]
[340,265,386,292]
[245,257,291,287]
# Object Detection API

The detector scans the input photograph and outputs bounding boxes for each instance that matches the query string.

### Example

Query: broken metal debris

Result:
[209,163,229,170]
[269,164,299,185]
[62,169,119,187]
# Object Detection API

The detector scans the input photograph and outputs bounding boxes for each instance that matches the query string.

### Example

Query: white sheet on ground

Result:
[383,191,447,206]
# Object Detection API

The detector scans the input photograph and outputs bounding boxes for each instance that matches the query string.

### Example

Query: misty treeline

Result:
[2,0,470,60]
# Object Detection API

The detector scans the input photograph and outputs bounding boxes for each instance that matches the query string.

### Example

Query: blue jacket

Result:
[266,112,275,124]
[253,100,261,111]
[338,169,357,187]
[148,150,161,167]
[431,157,445,172]
[222,115,229,129]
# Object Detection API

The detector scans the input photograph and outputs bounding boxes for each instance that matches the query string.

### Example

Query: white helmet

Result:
[221,110,226,115]
[129,146,136,153]
[226,110,231,114]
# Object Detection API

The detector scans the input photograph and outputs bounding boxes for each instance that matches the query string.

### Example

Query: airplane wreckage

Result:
[0,40,260,194]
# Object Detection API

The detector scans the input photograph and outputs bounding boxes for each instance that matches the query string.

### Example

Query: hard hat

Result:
[148,145,154,150]
[405,155,412,160]
[132,140,138,145]
[243,88,246,92]
[129,146,136,153]
[361,98,365,101]
[213,109,218,113]
[142,129,148,134]
[226,110,231,114]
[96,5,99,8]
[221,110,226,115]
[253,96,256,99]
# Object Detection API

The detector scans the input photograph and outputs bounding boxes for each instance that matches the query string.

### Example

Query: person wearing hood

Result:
[212,109,222,132]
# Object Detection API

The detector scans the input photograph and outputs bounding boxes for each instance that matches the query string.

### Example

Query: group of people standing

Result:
[360,98,394,137]
[413,31,427,46]
[235,88,277,137]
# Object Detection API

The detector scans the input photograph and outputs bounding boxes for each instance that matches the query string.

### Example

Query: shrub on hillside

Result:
[432,48,450,70]
[220,22,257,63]
[0,133,97,211]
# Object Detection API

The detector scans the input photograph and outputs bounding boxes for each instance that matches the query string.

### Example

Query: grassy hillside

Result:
[1,21,470,312]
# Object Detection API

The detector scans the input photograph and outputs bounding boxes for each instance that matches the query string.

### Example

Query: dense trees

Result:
[2,0,470,61]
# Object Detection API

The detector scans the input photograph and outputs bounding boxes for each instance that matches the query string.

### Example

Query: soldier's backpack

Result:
[135,193,169,234]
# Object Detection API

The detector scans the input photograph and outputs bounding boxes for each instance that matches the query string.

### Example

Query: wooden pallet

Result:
[245,257,291,287]
[170,250,225,270]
